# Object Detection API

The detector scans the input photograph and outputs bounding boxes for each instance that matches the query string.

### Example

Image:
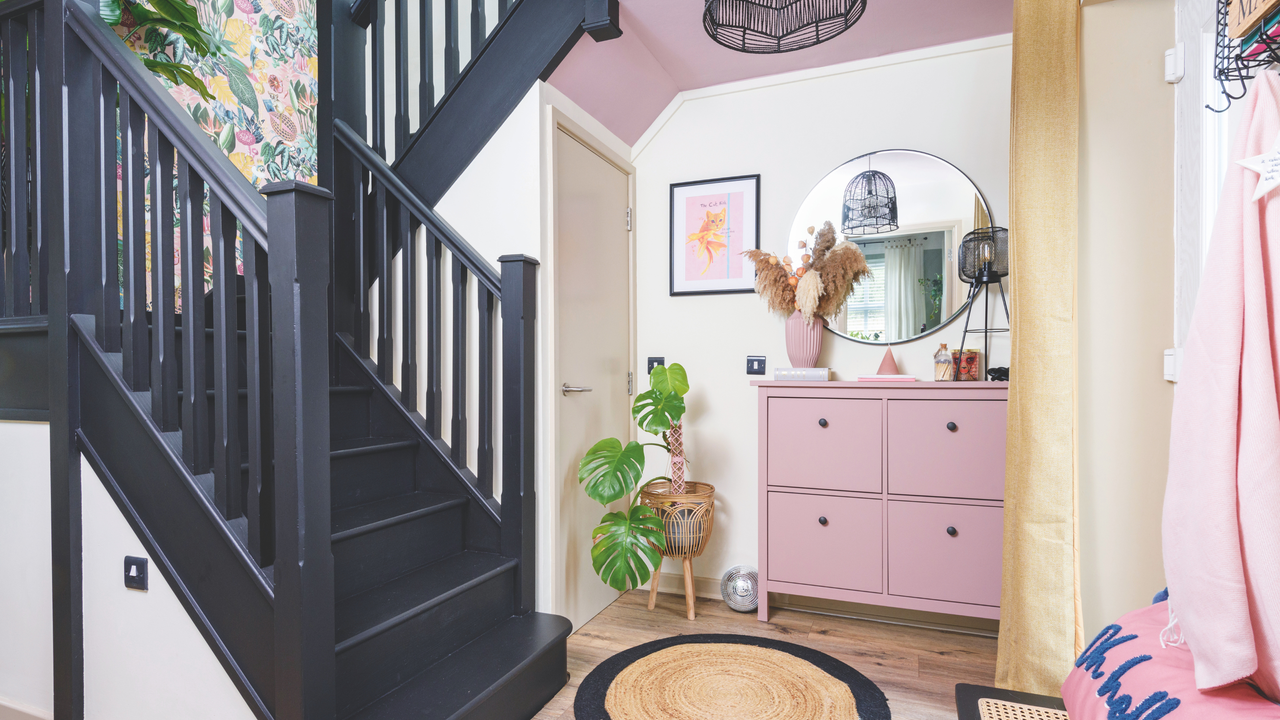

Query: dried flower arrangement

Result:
[742,221,872,324]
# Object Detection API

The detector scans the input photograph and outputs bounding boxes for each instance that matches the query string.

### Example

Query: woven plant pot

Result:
[640,480,716,559]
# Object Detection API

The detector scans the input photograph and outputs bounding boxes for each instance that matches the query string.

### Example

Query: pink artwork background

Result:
[684,192,745,281]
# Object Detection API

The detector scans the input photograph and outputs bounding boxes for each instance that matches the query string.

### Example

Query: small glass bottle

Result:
[934,343,953,381]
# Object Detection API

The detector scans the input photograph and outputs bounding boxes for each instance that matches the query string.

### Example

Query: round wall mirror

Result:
[788,150,994,345]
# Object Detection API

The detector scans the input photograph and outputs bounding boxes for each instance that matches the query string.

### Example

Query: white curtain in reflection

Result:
[884,238,925,342]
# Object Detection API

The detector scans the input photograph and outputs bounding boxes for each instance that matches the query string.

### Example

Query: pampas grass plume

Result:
[795,269,823,323]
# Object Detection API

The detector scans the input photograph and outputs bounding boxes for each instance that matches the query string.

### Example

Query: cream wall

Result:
[80,455,257,720]
[0,422,53,720]
[1078,0,1176,637]
[631,38,1013,589]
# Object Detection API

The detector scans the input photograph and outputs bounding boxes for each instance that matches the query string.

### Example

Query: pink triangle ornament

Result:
[877,346,900,375]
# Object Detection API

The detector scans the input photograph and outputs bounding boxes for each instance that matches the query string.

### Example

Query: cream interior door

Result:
[554,129,632,630]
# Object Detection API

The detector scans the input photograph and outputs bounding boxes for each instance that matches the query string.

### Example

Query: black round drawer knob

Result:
[946,422,958,432]
[818,516,829,526]
[818,418,829,428]
[946,526,958,537]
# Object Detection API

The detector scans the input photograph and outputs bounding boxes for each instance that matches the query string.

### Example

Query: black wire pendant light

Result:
[841,164,898,235]
[703,0,868,54]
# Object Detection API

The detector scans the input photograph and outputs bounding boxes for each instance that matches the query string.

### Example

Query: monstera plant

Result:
[577,363,691,592]
[102,0,219,100]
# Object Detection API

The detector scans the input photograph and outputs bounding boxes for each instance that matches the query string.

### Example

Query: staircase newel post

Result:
[499,254,538,615]
[263,181,336,720]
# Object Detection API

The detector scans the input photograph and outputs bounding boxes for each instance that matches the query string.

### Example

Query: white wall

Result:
[0,422,53,720]
[434,84,544,262]
[631,37,1013,587]
[80,455,256,720]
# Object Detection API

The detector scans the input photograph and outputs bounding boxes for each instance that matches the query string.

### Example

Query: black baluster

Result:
[353,164,369,355]
[97,64,120,352]
[470,0,484,61]
[179,159,209,474]
[28,9,43,315]
[445,0,460,90]
[375,183,391,381]
[120,90,148,390]
[476,286,494,497]
[400,207,417,412]
[425,230,441,435]
[450,255,467,465]
[420,0,435,119]
[394,0,408,154]
[211,195,241,520]
[149,124,178,430]
[371,0,385,157]
[243,233,268,565]
[4,17,28,317]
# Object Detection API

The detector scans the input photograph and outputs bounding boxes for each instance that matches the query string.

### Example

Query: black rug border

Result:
[573,632,892,720]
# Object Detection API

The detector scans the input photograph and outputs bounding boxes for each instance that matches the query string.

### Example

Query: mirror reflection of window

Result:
[789,150,996,345]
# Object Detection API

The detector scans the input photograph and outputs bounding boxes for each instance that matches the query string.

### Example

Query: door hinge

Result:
[628,371,633,395]
[627,207,632,232]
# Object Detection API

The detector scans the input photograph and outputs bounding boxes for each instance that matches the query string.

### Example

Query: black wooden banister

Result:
[64,0,268,245]
[333,117,500,293]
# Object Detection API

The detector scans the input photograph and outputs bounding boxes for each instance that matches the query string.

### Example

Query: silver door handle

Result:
[562,384,593,395]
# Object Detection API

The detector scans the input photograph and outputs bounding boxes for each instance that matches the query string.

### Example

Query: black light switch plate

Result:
[647,357,664,373]
[747,356,767,375]
[124,556,148,591]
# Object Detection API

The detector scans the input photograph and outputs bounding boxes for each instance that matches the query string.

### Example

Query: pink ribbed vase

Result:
[784,310,824,368]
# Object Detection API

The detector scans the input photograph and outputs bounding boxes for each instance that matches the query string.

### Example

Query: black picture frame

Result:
[669,174,761,296]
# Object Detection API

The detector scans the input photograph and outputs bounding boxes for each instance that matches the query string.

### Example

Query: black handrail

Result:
[65,0,268,245]
[334,117,500,293]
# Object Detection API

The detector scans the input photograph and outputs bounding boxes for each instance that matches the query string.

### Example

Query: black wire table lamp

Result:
[955,227,1010,380]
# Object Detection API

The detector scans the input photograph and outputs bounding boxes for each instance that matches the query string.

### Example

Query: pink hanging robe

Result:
[1162,69,1280,700]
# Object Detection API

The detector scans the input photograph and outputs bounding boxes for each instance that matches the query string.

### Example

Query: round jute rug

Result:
[574,634,891,720]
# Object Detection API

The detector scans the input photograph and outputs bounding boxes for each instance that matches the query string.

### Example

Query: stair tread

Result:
[346,612,571,720]
[331,491,465,539]
[335,551,518,647]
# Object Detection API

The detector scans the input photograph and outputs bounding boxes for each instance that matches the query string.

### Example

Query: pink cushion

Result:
[1063,602,1280,719]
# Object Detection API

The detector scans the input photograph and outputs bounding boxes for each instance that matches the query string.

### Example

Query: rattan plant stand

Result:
[640,480,715,620]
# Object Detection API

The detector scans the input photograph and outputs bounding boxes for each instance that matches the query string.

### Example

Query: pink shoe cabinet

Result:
[754,380,1008,621]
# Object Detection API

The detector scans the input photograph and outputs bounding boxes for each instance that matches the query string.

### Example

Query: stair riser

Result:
[336,570,515,718]
[330,391,372,442]
[333,507,464,599]
[331,446,417,509]
[459,634,568,720]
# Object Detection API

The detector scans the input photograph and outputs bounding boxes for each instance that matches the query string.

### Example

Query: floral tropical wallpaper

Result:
[113,0,319,187]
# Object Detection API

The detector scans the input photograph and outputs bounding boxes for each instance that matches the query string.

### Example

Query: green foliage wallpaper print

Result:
[113,0,319,187]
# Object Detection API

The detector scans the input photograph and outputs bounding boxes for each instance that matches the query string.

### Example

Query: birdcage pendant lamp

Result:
[842,168,899,236]
[955,226,1011,380]
[703,0,868,54]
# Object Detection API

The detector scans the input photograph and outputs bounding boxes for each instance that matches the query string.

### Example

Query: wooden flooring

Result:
[533,590,997,720]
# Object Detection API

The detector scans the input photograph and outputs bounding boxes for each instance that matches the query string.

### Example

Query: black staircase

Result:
[35,0,577,717]
[340,0,617,205]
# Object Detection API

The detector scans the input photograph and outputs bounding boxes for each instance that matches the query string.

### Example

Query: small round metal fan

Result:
[720,565,759,612]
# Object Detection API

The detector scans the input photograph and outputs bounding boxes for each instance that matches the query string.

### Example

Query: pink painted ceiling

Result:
[548,0,1013,145]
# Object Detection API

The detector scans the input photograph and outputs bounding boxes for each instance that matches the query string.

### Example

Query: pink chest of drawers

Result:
[755,380,1009,622]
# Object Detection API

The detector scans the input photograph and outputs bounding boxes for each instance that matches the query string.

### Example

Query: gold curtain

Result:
[995,0,1084,695]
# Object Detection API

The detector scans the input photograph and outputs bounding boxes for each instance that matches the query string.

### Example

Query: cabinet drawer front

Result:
[767,398,882,493]
[887,501,1002,607]
[887,400,1006,500]
[768,492,882,593]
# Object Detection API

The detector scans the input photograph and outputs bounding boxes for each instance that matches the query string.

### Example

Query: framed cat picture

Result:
[670,174,760,296]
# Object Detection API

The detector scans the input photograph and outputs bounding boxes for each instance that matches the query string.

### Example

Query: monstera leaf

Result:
[578,438,645,506]
[649,363,689,397]
[591,505,665,592]
[632,389,685,434]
